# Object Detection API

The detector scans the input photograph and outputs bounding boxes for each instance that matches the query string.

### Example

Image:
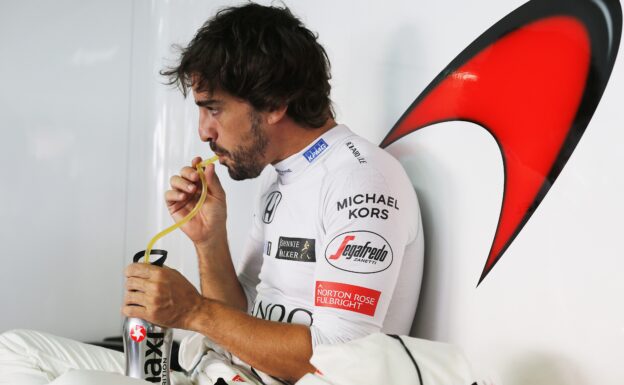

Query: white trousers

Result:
[0,329,191,385]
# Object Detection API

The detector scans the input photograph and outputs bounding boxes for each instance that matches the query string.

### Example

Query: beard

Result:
[210,110,269,181]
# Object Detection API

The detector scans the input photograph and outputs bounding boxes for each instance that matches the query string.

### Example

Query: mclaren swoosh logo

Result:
[380,0,622,284]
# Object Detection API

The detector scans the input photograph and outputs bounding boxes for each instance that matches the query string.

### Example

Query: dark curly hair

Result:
[161,3,334,128]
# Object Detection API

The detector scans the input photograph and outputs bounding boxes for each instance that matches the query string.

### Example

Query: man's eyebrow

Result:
[195,99,223,107]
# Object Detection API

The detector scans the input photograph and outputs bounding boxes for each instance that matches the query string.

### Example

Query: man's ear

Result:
[266,105,288,125]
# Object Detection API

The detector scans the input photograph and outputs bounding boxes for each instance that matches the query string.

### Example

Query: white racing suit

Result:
[242,123,424,345]
[0,124,424,384]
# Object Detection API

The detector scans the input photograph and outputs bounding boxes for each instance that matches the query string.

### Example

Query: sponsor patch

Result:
[262,191,282,224]
[315,281,381,316]
[325,231,393,273]
[276,236,316,262]
[303,138,329,163]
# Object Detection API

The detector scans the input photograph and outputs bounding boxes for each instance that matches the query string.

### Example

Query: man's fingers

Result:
[124,290,147,307]
[180,166,199,182]
[165,189,187,206]
[170,175,197,194]
[165,157,225,218]
[125,263,160,279]
[174,157,222,198]
[125,277,155,293]
[122,304,147,319]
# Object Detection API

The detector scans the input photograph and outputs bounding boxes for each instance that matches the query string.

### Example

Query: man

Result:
[0,3,423,385]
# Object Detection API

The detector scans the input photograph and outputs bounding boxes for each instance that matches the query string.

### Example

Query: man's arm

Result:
[194,229,247,312]
[190,298,315,381]
[123,263,316,382]
[166,158,247,310]
[155,158,316,380]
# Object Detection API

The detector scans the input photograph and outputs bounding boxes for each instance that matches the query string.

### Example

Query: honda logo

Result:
[263,191,282,224]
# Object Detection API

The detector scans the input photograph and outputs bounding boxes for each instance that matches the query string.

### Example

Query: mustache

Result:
[209,141,230,157]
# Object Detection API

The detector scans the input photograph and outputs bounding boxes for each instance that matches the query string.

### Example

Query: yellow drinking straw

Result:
[144,155,219,264]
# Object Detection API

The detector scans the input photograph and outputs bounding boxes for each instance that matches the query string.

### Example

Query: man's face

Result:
[193,87,269,180]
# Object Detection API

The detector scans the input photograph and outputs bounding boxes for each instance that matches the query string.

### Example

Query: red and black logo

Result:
[380,0,622,284]
[325,231,393,274]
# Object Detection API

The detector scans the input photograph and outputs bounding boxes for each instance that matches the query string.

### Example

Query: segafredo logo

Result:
[325,231,393,274]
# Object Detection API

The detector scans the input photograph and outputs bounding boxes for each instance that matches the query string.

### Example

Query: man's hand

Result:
[164,157,245,309]
[165,157,227,245]
[122,263,204,329]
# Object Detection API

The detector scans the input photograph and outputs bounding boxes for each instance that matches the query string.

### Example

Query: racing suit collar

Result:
[273,124,352,185]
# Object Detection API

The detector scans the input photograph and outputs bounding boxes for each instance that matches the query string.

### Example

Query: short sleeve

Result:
[310,165,418,349]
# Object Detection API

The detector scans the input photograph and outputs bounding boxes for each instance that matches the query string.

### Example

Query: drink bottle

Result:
[123,249,173,384]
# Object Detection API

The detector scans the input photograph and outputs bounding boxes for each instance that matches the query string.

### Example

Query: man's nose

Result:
[198,110,218,142]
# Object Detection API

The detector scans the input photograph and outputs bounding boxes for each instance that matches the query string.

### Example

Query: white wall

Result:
[0,1,133,340]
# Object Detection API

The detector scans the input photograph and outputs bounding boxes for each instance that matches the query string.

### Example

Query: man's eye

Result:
[207,107,220,116]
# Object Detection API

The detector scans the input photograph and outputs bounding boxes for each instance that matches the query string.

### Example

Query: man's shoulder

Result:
[322,130,411,189]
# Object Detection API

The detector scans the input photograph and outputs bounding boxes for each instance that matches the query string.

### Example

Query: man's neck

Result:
[270,118,337,164]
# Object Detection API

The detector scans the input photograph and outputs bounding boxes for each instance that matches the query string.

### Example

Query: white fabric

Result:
[295,333,479,385]
[0,329,187,385]
[236,124,424,350]
[178,332,267,385]
[50,371,156,385]
[0,329,279,385]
